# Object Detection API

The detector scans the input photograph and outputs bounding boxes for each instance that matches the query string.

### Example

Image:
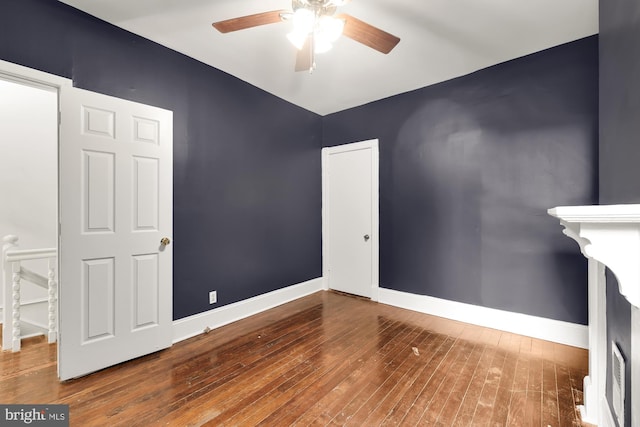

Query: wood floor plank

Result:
[529,350,543,394]
[512,353,530,392]
[434,341,484,425]
[506,355,530,425]
[389,336,458,425]
[385,336,456,425]
[507,390,528,427]
[470,348,507,424]
[0,290,589,426]
[525,390,543,426]
[526,342,545,426]
[542,359,560,426]
[377,333,450,426]
[450,345,496,426]
[488,349,518,425]
[557,363,581,426]
[379,334,455,426]
[417,339,476,425]
[520,336,533,354]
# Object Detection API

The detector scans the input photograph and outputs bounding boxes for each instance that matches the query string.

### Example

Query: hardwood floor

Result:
[1,291,589,426]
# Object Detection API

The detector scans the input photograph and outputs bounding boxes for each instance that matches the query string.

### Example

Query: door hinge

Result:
[58,111,61,125]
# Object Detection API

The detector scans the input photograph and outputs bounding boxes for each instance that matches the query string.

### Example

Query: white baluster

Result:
[2,235,18,351]
[11,261,21,352]
[47,257,57,343]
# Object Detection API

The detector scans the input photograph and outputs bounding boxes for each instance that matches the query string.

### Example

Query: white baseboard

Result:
[378,287,588,349]
[172,282,588,348]
[172,277,323,344]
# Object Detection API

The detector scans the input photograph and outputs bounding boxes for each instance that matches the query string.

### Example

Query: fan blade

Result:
[212,10,287,33]
[336,14,400,54]
[295,36,314,72]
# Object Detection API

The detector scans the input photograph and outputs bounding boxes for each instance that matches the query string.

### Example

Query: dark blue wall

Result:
[0,0,323,320]
[1,0,602,329]
[599,0,640,424]
[323,37,599,324]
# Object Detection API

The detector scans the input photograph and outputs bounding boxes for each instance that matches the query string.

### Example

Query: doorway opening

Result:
[0,75,59,355]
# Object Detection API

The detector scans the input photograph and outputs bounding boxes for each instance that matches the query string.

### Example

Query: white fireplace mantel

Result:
[549,204,640,308]
[549,204,640,427]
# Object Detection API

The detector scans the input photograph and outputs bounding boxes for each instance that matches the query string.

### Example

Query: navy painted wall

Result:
[599,0,640,424]
[0,0,601,329]
[323,37,599,324]
[0,0,323,320]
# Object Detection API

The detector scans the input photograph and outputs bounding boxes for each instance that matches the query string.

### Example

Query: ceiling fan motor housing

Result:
[293,0,338,16]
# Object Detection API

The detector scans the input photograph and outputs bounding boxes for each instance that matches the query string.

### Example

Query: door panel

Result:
[133,156,159,231]
[323,140,379,299]
[59,87,172,380]
[83,150,115,233]
[82,257,115,341]
[132,253,159,329]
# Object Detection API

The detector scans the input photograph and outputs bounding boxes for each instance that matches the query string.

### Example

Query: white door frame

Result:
[0,60,71,91]
[321,139,380,301]
[0,60,70,358]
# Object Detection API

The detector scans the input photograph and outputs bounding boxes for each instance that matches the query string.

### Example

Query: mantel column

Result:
[548,204,640,427]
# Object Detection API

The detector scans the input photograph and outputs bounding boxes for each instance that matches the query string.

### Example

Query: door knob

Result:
[160,237,171,246]
[364,234,370,242]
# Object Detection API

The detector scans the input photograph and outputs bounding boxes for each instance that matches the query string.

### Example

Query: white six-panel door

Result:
[58,87,173,380]
[322,140,379,300]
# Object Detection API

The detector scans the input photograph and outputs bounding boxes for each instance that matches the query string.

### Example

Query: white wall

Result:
[0,78,57,306]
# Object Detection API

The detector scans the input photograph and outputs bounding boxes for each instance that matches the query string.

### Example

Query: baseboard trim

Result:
[378,288,588,349]
[172,277,323,344]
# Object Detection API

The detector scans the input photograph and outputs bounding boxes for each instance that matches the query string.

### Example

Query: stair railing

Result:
[2,235,57,352]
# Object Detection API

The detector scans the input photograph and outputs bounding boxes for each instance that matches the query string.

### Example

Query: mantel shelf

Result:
[548,204,640,309]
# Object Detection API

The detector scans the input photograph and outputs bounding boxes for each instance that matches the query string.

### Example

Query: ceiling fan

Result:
[212,0,400,72]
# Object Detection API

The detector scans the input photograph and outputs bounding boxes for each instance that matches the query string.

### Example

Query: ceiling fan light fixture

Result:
[287,30,308,50]
[317,15,344,42]
[287,7,315,50]
[288,14,344,52]
[314,38,333,53]
[291,8,314,33]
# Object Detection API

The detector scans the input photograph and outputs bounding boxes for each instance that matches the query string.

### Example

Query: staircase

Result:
[1,235,57,352]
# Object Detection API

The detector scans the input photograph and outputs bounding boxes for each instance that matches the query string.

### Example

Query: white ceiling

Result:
[58,0,598,116]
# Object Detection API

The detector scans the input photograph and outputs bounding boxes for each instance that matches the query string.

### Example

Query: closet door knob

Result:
[160,237,171,246]
[364,234,370,242]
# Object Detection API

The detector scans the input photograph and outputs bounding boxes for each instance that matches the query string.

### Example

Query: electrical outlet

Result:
[209,290,217,304]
